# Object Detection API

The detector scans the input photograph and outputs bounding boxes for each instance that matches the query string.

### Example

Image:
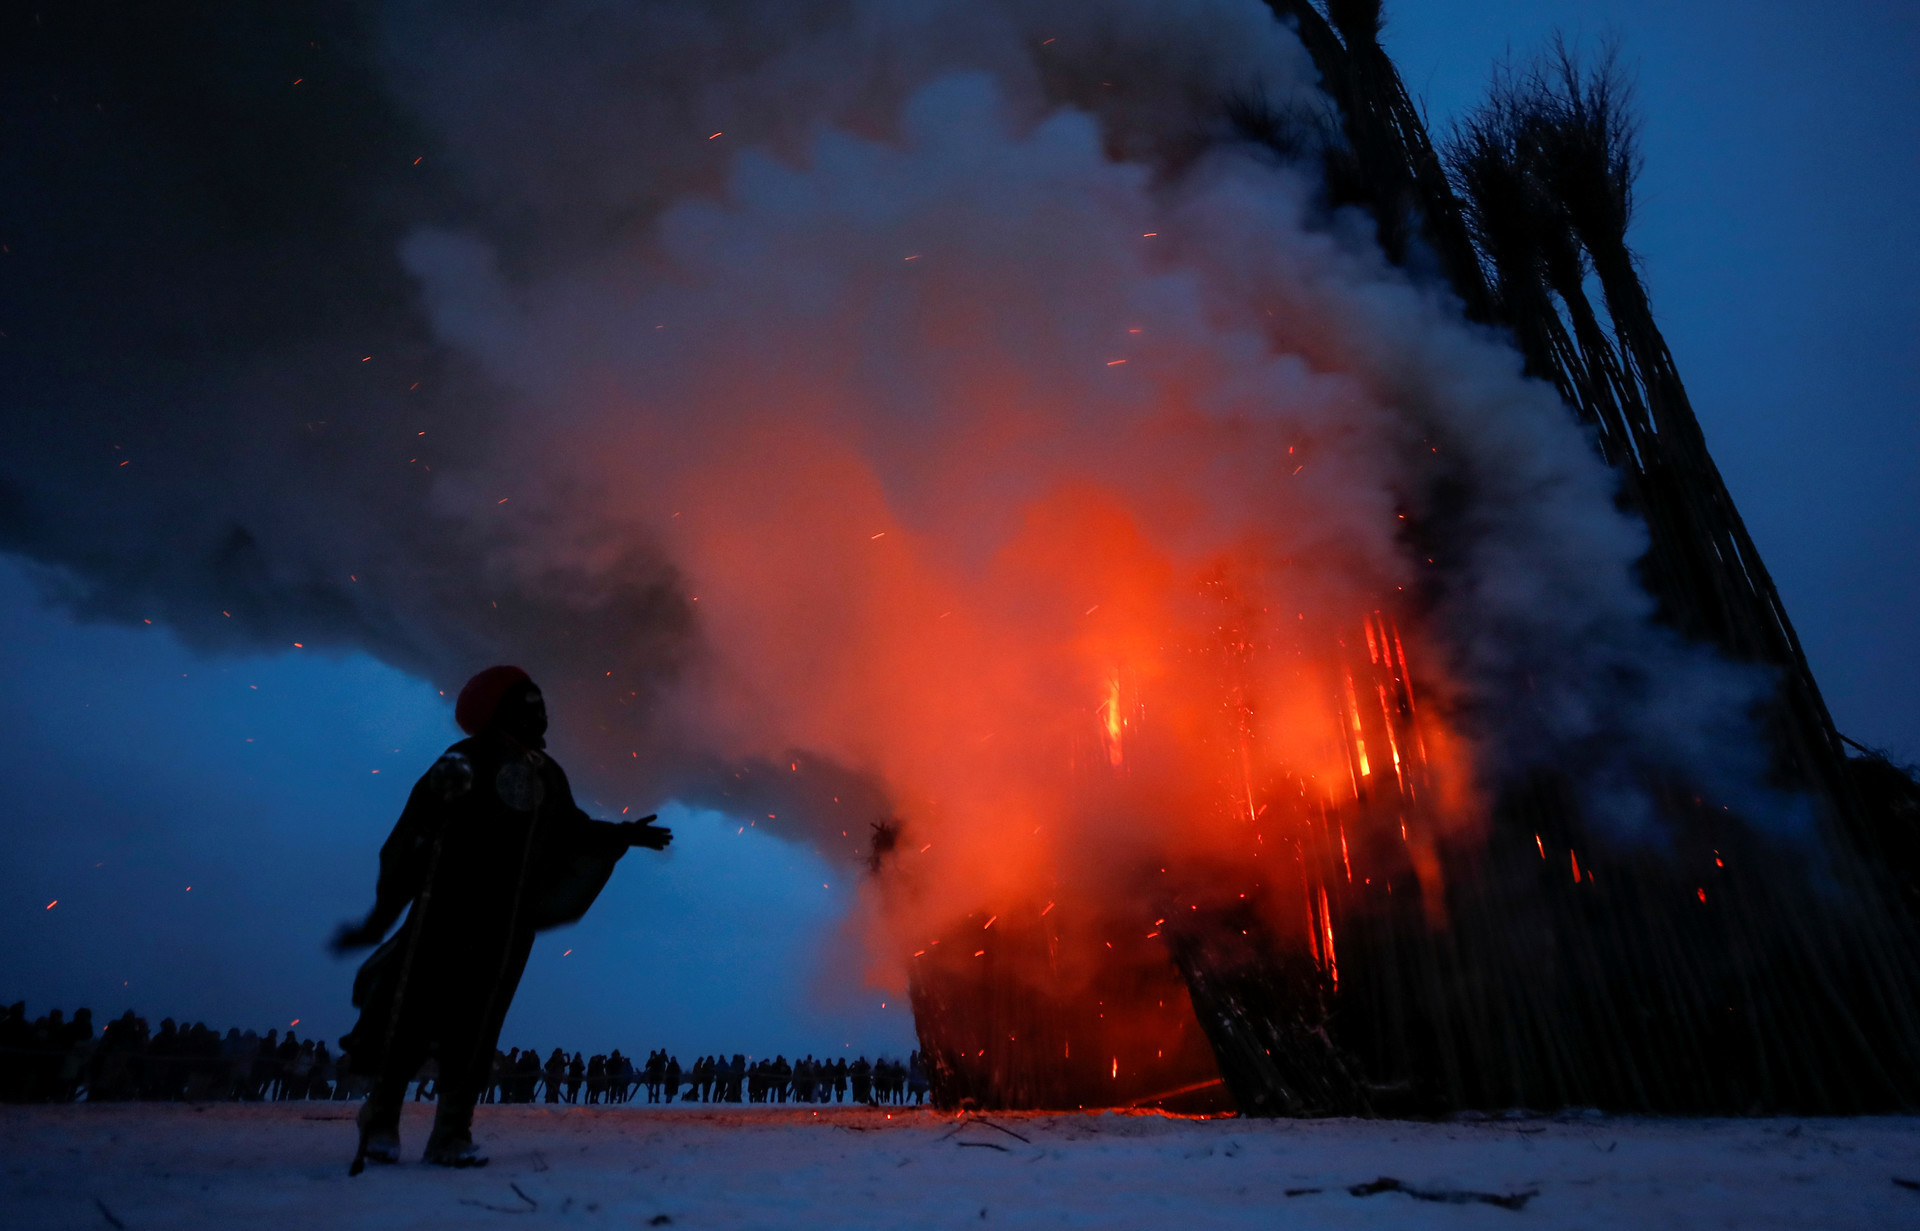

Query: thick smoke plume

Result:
[5,1,1788,999]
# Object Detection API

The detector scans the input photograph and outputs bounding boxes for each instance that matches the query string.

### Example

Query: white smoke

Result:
[375,0,1792,856]
[0,0,1797,871]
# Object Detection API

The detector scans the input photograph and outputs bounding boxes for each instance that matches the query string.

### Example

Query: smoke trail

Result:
[4,0,1792,928]
[386,1,1788,850]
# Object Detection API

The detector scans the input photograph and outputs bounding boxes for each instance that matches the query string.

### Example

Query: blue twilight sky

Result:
[2,0,1915,1056]
[0,559,906,1056]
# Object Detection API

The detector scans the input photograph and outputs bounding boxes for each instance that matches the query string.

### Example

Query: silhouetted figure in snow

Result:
[607,1049,631,1103]
[645,1049,665,1102]
[286,1038,314,1101]
[490,1049,508,1102]
[310,1041,335,1100]
[332,665,672,1170]
[489,1048,514,1104]
[514,1046,541,1102]
[271,1031,299,1100]
[245,1030,276,1102]
[908,1051,929,1104]
[154,1019,192,1101]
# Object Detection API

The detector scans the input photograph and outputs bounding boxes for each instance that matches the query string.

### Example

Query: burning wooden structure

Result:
[893,0,1920,1116]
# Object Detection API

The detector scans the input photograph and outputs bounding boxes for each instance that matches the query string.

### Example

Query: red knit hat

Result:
[455,665,533,735]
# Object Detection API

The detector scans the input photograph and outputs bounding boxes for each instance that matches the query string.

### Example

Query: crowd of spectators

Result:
[479,1047,929,1105]
[0,1002,367,1103]
[0,1002,929,1107]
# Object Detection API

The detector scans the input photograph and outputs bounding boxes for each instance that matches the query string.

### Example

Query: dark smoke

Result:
[2,0,1793,867]
[1,2,691,740]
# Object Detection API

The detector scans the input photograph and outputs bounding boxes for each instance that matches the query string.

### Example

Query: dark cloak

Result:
[340,734,631,1094]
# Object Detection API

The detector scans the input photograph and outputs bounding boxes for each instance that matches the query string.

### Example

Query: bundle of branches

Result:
[1330,781,1920,1112]
[901,3,1920,1117]
[906,908,1230,1114]
[1445,46,1852,816]
[1258,0,1493,321]
[1845,744,1920,921]
[1171,5,1920,1116]
[1167,902,1376,1117]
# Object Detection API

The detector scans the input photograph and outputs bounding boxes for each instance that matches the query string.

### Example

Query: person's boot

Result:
[352,1097,402,1172]
[423,1100,488,1168]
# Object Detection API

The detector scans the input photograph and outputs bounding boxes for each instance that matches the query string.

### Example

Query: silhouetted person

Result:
[148,1019,182,1101]
[495,1050,511,1102]
[332,666,672,1169]
[310,1042,335,1099]
[88,1011,146,1102]
[544,1048,565,1103]
[0,1004,26,1100]
[485,1049,507,1104]
[566,1052,584,1104]
[664,1054,682,1102]
[607,1049,630,1103]
[506,1046,531,1102]
[645,1050,665,1103]
[247,1030,277,1102]
[271,1031,299,1100]
[286,1039,314,1101]
[908,1051,929,1104]
[217,1028,245,1100]
[60,1010,95,1103]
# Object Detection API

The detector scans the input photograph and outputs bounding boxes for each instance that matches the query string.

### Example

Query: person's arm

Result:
[329,751,470,952]
[551,760,674,851]
[609,813,673,850]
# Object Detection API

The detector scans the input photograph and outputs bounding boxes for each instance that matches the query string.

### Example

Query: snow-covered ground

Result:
[5,1101,1918,1229]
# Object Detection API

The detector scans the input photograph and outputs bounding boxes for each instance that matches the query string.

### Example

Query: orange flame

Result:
[1098,670,1125,767]
[637,408,1478,1102]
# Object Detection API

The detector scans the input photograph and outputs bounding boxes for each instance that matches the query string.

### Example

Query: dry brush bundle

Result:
[898,3,1920,1116]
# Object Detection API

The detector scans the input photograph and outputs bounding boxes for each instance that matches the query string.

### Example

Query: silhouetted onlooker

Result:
[331,666,672,1168]
[645,1050,665,1103]
[587,1053,607,1104]
[908,1051,929,1105]
[566,1051,584,1103]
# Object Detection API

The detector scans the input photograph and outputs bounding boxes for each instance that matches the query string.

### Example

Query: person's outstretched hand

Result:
[329,919,385,955]
[618,815,673,850]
